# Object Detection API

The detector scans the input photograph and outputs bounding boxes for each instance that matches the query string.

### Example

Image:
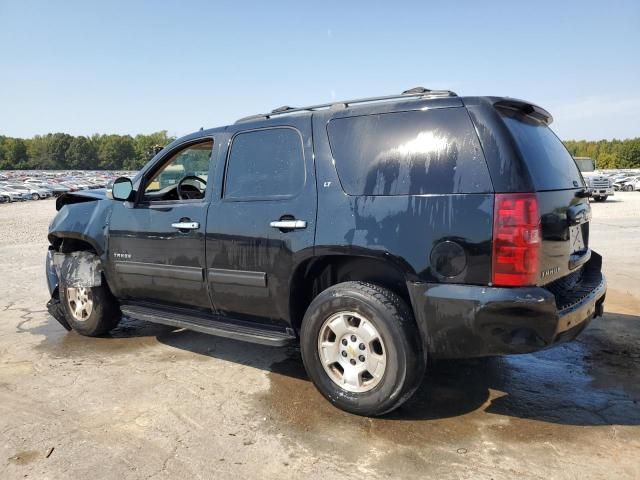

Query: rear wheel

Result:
[31,193,40,200]
[60,280,121,337]
[300,281,425,416]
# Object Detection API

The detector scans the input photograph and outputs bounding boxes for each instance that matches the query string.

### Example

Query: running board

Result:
[120,304,296,347]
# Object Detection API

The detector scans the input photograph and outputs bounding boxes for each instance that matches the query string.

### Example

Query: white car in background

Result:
[619,176,640,191]
[4,183,52,200]
[0,186,30,201]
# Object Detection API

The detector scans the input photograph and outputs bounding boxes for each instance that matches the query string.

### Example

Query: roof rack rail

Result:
[235,87,457,123]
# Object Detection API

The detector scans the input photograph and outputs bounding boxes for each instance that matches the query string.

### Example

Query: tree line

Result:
[0,131,175,171]
[563,138,640,169]
[1,132,639,171]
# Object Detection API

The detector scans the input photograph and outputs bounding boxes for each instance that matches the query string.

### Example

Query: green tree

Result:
[66,136,97,169]
[1,137,29,169]
[131,131,174,170]
[97,135,135,170]
[48,133,74,169]
[27,135,52,168]
[618,139,640,169]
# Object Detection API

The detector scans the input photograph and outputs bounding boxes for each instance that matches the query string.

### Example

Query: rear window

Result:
[326,108,492,196]
[501,113,584,190]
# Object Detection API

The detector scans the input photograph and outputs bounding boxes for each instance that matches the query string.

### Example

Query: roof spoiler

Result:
[493,98,553,125]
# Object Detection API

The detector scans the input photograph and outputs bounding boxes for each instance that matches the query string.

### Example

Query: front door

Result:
[206,119,316,325]
[108,139,216,310]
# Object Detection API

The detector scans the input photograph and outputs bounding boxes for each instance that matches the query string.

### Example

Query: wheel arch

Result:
[289,254,415,334]
[49,232,103,255]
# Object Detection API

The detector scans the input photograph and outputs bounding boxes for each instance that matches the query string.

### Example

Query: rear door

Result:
[499,111,590,284]
[205,117,316,326]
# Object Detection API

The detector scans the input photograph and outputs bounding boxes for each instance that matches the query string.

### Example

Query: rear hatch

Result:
[499,108,590,286]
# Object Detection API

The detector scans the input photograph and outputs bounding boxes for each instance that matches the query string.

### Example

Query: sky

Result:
[1,0,639,141]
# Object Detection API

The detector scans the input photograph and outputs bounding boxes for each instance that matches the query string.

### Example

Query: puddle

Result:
[21,313,175,359]
[259,312,640,464]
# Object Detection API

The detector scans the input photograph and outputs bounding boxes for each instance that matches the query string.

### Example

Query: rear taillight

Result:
[492,193,540,287]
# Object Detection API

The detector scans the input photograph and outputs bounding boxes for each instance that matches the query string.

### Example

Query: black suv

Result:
[46,88,606,416]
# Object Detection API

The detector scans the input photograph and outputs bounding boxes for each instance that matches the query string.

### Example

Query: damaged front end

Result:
[46,249,104,331]
[46,189,113,330]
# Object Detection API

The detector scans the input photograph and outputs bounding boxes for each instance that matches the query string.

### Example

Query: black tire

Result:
[626,185,633,192]
[593,196,607,202]
[59,276,121,337]
[300,281,425,416]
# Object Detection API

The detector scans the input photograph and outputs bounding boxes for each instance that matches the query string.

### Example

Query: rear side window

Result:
[326,108,492,195]
[224,127,305,200]
[501,113,584,190]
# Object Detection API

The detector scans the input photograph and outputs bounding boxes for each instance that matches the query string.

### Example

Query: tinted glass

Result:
[326,108,492,196]
[501,114,584,190]
[225,128,305,199]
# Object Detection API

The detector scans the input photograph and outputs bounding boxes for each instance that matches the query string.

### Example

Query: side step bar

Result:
[121,304,296,347]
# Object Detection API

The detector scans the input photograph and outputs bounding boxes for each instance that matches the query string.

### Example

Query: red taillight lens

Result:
[492,193,540,287]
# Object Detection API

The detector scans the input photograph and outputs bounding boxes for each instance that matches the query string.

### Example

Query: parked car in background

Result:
[613,175,632,191]
[0,186,30,201]
[3,183,52,200]
[619,176,640,191]
[25,180,70,196]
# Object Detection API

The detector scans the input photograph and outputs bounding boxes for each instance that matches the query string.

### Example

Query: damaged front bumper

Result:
[45,249,70,330]
[45,248,103,330]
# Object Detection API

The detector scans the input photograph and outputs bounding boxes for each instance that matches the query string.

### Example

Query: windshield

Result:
[574,158,595,172]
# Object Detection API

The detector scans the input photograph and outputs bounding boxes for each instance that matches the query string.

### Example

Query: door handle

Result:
[269,220,307,230]
[171,221,200,230]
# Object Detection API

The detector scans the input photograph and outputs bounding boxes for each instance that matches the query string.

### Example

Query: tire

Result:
[31,193,40,200]
[59,276,121,337]
[300,281,425,416]
[593,196,607,202]
[626,185,633,192]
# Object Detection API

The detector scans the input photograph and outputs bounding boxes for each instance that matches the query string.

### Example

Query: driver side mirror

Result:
[110,177,134,201]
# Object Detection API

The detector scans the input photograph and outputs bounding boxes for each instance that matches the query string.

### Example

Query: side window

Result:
[224,128,305,200]
[143,140,213,201]
[327,108,492,195]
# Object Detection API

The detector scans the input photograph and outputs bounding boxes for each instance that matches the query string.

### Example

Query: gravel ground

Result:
[0,193,639,479]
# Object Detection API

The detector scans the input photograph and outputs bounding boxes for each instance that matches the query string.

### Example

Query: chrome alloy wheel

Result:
[66,287,94,322]
[317,311,387,393]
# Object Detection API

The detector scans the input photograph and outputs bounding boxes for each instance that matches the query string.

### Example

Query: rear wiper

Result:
[575,188,592,198]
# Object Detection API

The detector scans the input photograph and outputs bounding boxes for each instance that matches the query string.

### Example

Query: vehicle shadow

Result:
[117,311,640,427]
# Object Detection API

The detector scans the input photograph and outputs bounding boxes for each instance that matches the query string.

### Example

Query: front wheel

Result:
[300,281,425,416]
[59,280,121,336]
[31,193,40,200]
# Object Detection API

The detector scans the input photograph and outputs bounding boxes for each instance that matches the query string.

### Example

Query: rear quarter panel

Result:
[312,108,494,285]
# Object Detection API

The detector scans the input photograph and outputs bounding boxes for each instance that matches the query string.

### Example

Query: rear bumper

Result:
[408,252,606,359]
[589,187,614,196]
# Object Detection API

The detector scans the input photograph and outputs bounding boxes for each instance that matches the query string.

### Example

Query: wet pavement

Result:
[1,194,640,479]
